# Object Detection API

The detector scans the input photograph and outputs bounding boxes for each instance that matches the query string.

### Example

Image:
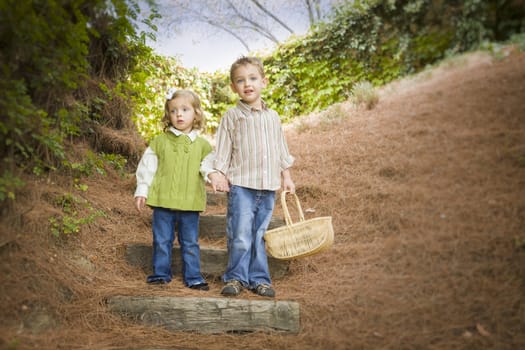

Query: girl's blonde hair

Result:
[162,89,205,131]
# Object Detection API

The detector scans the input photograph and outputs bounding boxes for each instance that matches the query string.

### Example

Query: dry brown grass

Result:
[1,49,524,350]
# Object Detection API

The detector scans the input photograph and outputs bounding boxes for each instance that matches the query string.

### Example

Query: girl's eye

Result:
[236,79,244,84]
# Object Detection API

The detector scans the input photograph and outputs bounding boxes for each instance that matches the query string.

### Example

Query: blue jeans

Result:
[147,207,206,287]
[223,186,276,289]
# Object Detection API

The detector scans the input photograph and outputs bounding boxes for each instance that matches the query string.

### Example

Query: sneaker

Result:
[189,282,209,291]
[221,280,243,296]
[254,284,275,297]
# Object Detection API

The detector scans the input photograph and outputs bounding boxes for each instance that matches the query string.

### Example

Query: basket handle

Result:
[281,191,305,226]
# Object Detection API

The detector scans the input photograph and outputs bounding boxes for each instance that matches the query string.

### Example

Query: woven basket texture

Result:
[264,191,334,260]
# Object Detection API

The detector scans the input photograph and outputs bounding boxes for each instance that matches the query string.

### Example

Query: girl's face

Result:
[167,96,196,134]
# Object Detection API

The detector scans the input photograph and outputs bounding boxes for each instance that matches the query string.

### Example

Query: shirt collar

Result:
[168,127,197,142]
[237,99,268,114]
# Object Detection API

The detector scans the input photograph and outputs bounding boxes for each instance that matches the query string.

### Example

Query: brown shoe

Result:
[221,280,243,296]
[254,284,275,297]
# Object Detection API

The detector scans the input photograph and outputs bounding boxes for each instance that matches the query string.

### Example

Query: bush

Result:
[350,81,379,110]
[260,0,524,118]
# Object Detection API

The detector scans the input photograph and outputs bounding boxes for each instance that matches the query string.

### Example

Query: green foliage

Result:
[207,71,237,130]
[49,193,105,237]
[62,151,128,180]
[101,153,128,175]
[503,32,525,51]
[63,151,106,178]
[128,54,229,141]
[0,172,26,202]
[0,0,157,201]
[0,0,94,174]
[260,0,524,118]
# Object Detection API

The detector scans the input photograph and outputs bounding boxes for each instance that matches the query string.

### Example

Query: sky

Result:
[140,2,311,73]
[146,29,263,73]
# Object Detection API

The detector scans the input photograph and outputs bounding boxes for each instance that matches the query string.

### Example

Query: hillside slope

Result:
[1,49,524,350]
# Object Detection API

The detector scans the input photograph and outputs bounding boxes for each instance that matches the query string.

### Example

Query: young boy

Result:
[209,56,295,297]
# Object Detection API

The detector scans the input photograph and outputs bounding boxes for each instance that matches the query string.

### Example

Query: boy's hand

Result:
[283,178,295,194]
[209,172,230,193]
[135,196,146,212]
[281,169,295,194]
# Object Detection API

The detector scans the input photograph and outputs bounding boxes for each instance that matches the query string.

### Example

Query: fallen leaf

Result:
[476,323,491,337]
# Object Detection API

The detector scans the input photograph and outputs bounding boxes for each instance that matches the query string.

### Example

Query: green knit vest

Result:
[146,132,212,211]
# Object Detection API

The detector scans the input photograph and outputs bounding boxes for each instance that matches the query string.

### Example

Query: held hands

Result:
[209,172,230,193]
[209,170,293,193]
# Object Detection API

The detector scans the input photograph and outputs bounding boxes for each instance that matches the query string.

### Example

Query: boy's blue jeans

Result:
[147,207,206,287]
[223,185,276,289]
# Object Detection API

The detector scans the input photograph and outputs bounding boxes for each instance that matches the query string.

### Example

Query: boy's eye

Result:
[236,79,244,84]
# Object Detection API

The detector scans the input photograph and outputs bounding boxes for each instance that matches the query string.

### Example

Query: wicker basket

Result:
[264,191,334,260]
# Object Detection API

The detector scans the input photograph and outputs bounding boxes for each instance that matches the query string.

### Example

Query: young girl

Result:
[134,89,213,290]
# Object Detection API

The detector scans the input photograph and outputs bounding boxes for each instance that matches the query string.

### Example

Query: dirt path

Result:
[1,49,524,349]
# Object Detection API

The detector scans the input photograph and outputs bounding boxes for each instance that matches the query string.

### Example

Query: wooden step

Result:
[206,191,227,206]
[137,214,285,240]
[124,244,290,279]
[199,215,285,239]
[106,295,300,334]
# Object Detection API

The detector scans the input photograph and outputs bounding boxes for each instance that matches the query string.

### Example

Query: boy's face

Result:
[230,63,268,108]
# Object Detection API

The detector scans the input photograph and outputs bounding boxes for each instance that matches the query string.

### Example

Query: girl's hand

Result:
[209,172,230,193]
[135,196,146,212]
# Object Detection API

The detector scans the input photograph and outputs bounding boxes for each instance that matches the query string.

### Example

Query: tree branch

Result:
[225,0,280,43]
[250,0,295,34]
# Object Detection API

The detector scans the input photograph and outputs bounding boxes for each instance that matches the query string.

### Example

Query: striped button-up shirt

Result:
[213,100,294,191]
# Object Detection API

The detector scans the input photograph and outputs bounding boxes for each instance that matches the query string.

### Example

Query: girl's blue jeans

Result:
[147,207,206,287]
[223,185,276,289]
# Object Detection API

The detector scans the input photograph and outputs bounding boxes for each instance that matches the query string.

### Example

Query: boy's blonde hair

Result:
[162,89,205,131]
[230,56,265,82]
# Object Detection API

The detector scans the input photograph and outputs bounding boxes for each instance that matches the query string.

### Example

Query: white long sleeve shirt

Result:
[134,127,215,198]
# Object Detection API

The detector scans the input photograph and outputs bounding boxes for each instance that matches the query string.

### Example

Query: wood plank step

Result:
[199,215,285,239]
[206,192,227,206]
[124,244,290,279]
[106,295,300,334]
